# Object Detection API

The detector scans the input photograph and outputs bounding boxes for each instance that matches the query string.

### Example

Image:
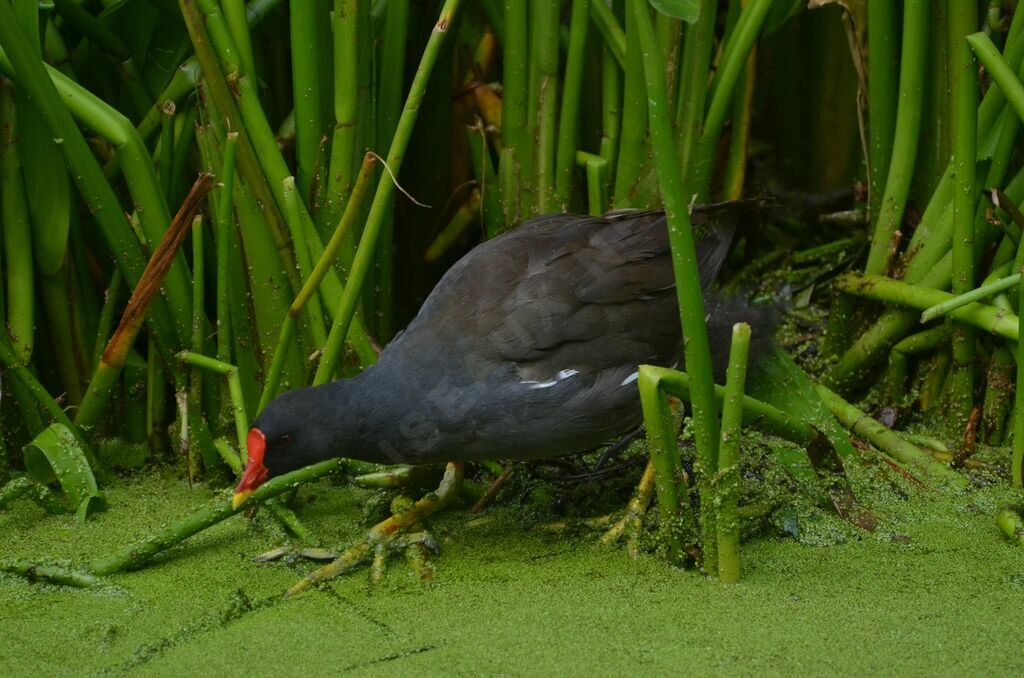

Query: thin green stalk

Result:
[92,272,123,370]
[835,273,1019,342]
[921,273,1021,322]
[290,0,324,200]
[674,0,715,196]
[0,79,33,362]
[527,0,559,213]
[282,177,328,349]
[187,215,206,477]
[89,458,338,576]
[321,0,359,231]
[721,39,755,201]
[887,325,951,401]
[314,0,463,385]
[373,0,410,337]
[1015,268,1024,485]
[216,133,239,367]
[553,0,590,210]
[425,190,482,262]
[867,0,899,219]
[717,323,750,584]
[467,121,502,238]
[259,154,377,411]
[631,0,720,570]
[600,45,621,201]
[613,4,647,208]
[690,0,773,200]
[589,0,625,68]
[864,0,929,276]
[222,0,257,78]
[502,0,528,224]
[158,103,176,203]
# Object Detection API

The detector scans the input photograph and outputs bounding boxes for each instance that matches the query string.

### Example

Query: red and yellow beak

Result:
[232,428,269,510]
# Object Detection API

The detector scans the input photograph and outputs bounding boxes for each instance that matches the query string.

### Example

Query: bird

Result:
[232,203,763,509]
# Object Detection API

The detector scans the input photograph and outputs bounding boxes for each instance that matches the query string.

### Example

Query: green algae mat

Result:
[4,469,1024,676]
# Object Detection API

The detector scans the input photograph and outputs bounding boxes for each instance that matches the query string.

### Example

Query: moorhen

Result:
[233,204,755,508]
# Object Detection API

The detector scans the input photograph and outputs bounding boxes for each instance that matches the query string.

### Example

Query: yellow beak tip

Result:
[232,491,253,511]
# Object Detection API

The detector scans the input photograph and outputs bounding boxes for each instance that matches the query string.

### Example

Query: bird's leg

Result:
[600,460,656,557]
[285,461,464,595]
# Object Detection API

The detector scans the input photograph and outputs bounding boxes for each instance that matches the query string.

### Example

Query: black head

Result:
[231,385,344,508]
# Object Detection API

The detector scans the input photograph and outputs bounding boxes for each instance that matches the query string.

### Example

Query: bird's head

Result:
[232,388,332,509]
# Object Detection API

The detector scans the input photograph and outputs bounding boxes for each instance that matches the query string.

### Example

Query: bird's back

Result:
[367,205,745,462]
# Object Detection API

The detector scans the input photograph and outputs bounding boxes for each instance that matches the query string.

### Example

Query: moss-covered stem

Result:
[89,458,338,576]
[637,367,686,565]
[553,0,589,210]
[864,0,928,276]
[314,0,462,384]
[632,0,721,563]
[716,323,750,584]
[815,385,966,486]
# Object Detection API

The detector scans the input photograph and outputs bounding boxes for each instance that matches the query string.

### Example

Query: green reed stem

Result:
[590,0,625,68]
[867,0,899,220]
[613,5,647,208]
[290,0,324,201]
[553,0,589,210]
[528,0,559,213]
[865,0,928,276]
[216,133,239,367]
[261,153,377,409]
[674,0,716,196]
[632,0,720,565]
[948,0,979,424]
[314,0,462,385]
[717,323,750,584]
[89,458,338,576]
[921,273,1021,322]
[815,385,965,486]
[0,79,33,362]
[690,0,771,200]
[836,273,1019,342]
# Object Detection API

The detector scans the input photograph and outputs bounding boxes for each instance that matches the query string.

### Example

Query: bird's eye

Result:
[279,434,293,448]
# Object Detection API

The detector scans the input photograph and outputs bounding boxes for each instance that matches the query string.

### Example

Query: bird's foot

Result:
[285,462,464,596]
[599,459,655,558]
